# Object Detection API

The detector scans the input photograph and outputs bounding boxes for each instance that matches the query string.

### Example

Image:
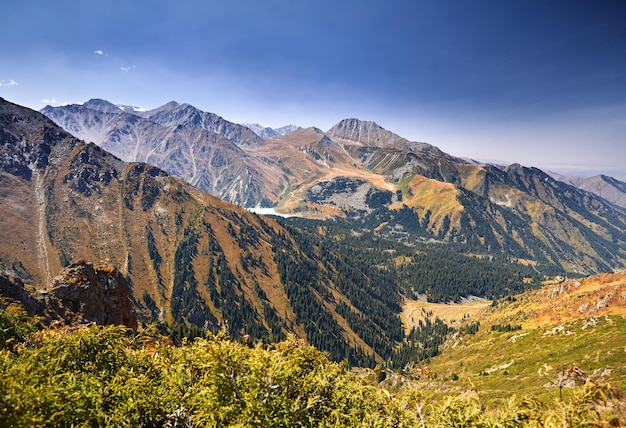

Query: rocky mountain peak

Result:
[1,98,82,179]
[326,118,447,155]
[244,123,276,137]
[82,98,123,114]
[153,100,181,112]
[275,124,302,136]
[141,101,266,147]
[327,118,408,148]
[117,104,145,113]
[244,123,301,138]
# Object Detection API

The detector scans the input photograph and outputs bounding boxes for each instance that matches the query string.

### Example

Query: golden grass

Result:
[412,271,626,402]
[401,299,492,333]
[456,164,487,194]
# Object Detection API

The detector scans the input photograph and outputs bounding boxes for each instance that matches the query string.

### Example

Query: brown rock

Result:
[43,261,138,329]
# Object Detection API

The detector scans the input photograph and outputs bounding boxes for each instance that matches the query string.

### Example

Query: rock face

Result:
[326,118,448,155]
[41,100,284,206]
[0,268,42,315]
[138,101,267,147]
[327,118,408,147]
[42,261,138,329]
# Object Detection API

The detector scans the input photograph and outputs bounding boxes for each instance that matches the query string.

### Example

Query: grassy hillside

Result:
[401,271,626,404]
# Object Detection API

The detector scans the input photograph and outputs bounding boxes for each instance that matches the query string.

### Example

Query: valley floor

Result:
[401,298,491,332]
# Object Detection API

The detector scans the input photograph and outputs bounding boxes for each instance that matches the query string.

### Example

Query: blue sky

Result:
[2,0,625,179]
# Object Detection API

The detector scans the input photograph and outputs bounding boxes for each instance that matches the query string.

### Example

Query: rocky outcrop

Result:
[40,261,138,329]
[0,268,43,315]
[1,261,138,329]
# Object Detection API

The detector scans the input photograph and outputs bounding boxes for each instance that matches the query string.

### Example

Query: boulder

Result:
[41,261,138,329]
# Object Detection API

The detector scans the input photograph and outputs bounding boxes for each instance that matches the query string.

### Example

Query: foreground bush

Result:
[0,323,414,426]
[0,312,624,427]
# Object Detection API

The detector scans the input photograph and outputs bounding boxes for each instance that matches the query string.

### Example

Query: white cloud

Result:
[120,65,134,72]
[94,50,104,55]
[0,79,19,87]
[41,98,57,104]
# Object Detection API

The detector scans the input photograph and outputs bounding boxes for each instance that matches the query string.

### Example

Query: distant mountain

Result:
[549,172,626,210]
[41,100,626,275]
[259,122,626,274]
[138,101,266,147]
[244,123,301,138]
[41,100,284,206]
[327,118,448,155]
[6,96,626,366]
[2,97,434,364]
[79,98,124,114]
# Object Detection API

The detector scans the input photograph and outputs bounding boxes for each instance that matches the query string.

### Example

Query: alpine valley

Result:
[41,98,626,275]
[3,96,626,424]
[0,96,625,366]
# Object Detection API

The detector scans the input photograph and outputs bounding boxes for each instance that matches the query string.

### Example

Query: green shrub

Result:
[1,316,623,427]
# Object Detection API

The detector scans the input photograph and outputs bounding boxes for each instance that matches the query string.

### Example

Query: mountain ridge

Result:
[549,172,626,210]
[41,101,285,206]
[243,123,301,138]
[40,99,626,275]
[3,97,451,364]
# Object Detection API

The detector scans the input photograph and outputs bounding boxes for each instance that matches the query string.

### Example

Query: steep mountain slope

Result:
[138,101,266,147]
[327,118,454,157]
[3,97,398,363]
[41,100,626,275]
[263,122,626,274]
[4,97,564,367]
[550,172,626,210]
[41,100,284,206]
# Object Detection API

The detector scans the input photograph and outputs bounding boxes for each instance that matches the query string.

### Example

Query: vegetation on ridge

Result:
[1,305,625,427]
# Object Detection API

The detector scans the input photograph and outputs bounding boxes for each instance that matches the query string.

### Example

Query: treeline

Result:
[156,204,554,367]
[271,231,373,366]
[284,225,404,359]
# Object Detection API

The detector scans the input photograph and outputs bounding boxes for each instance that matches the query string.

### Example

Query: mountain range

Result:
[3,95,626,364]
[2,96,625,425]
[243,122,301,138]
[41,99,626,275]
[1,97,384,363]
[4,96,545,365]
